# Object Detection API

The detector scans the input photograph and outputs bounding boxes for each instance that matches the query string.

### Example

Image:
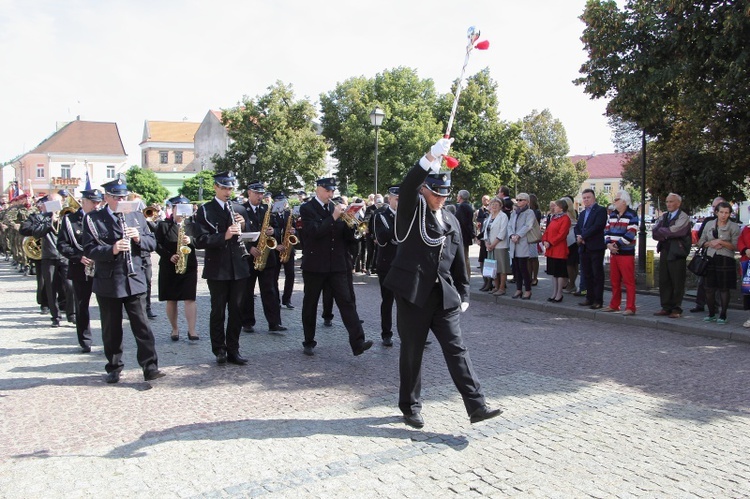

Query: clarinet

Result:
[116,212,138,277]
[226,200,252,260]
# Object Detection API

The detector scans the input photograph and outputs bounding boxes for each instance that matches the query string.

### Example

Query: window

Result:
[589,183,596,191]
[174,151,183,164]
[106,165,116,179]
[36,165,45,178]
[604,183,611,193]
[159,151,168,164]
[61,164,71,179]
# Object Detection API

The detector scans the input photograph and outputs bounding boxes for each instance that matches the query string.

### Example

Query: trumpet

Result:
[332,200,367,239]
[143,206,158,220]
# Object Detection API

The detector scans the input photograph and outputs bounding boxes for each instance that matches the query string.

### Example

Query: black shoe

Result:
[269,325,288,332]
[187,333,200,341]
[105,371,121,384]
[382,337,393,347]
[689,307,705,313]
[81,345,91,353]
[359,319,364,324]
[147,310,158,319]
[227,352,248,365]
[282,302,295,309]
[303,345,315,356]
[403,413,424,429]
[67,314,76,324]
[578,301,593,307]
[590,303,603,310]
[51,318,60,328]
[216,352,228,365]
[469,405,503,424]
[242,325,255,333]
[40,307,50,315]
[144,369,166,381]
[353,340,373,356]
[323,320,333,327]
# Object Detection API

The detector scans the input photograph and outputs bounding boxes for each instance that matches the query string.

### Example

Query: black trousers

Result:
[365,237,376,271]
[143,259,153,311]
[395,287,485,417]
[321,268,356,320]
[302,270,364,352]
[72,278,93,348]
[377,269,395,339]
[32,259,48,308]
[207,278,247,356]
[96,293,158,375]
[659,258,687,313]
[580,249,605,305]
[40,259,74,320]
[242,266,282,328]
[273,255,296,305]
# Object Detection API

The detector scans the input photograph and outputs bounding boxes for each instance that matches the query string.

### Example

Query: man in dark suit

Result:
[57,189,102,352]
[271,193,297,309]
[373,186,400,346]
[455,189,475,277]
[241,182,286,333]
[82,178,164,383]
[384,138,502,429]
[299,178,373,357]
[193,171,252,365]
[574,188,608,309]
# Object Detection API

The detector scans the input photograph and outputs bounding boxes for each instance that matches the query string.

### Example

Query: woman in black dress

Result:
[155,196,199,341]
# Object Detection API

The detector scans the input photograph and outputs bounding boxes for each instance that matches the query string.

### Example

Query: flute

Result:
[116,212,138,277]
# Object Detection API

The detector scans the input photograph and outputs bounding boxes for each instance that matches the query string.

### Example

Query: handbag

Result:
[741,261,750,295]
[483,258,497,278]
[687,247,711,276]
[526,218,542,244]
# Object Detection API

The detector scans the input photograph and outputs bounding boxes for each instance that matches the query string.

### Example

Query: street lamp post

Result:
[514,163,521,197]
[369,107,385,195]
[638,130,647,272]
[248,153,257,180]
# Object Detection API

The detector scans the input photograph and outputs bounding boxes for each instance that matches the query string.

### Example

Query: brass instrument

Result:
[332,200,367,239]
[175,219,191,274]
[22,236,42,260]
[59,196,81,218]
[254,199,278,271]
[143,206,157,220]
[279,210,299,264]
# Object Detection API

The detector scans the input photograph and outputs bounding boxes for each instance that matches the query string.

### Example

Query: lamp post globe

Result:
[369,107,385,195]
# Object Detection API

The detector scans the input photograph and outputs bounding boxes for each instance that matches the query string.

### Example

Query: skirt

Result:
[546,257,568,278]
[705,254,737,290]
[491,248,512,274]
[158,265,198,301]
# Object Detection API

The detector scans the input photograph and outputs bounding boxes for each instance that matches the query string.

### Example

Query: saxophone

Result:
[253,199,277,271]
[175,219,191,274]
[279,209,299,264]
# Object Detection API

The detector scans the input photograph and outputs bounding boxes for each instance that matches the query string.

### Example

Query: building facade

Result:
[140,120,201,196]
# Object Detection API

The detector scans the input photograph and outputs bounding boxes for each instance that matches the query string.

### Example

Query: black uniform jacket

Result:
[193,198,251,281]
[31,212,64,260]
[299,198,357,273]
[57,209,87,281]
[242,201,280,269]
[82,208,156,299]
[383,163,469,309]
[373,205,398,274]
[154,219,197,270]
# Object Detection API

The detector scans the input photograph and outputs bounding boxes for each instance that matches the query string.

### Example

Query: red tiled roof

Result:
[30,120,126,155]
[569,153,631,179]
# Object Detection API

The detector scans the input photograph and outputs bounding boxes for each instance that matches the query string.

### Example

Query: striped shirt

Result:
[604,208,639,255]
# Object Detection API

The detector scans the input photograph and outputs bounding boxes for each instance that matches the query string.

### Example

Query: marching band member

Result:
[82,178,165,383]
[373,186,400,346]
[299,177,373,357]
[31,192,75,327]
[192,171,251,365]
[384,138,502,428]
[154,195,199,342]
[271,193,297,309]
[57,189,102,352]
[241,182,286,333]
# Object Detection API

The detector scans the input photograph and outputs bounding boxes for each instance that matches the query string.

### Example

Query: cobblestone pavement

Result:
[1,251,749,498]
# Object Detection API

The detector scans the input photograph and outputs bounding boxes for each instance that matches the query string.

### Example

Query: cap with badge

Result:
[80,189,103,202]
[58,189,70,198]
[36,195,49,204]
[423,173,452,197]
[101,177,130,196]
[213,171,237,188]
[273,192,287,201]
[168,195,191,205]
[315,177,337,191]
[388,185,400,196]
[246,180,266,193]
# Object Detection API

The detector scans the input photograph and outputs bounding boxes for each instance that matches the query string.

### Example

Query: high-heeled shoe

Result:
[187,332,200,341]
[170,331,179,342]
[511,291,522,299]
[521,292,532,300]
[552,296,563,303]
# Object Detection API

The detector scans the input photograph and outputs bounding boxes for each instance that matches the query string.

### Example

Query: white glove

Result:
[419,155,442,172]
[430,137,454,159]
[460,302,469,312]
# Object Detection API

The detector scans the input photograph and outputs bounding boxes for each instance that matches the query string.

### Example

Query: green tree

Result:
[124,166,169,206]
[214,81,328,194]
[575,0,750,208]
[518,109,588,207]
[179,169,216,203]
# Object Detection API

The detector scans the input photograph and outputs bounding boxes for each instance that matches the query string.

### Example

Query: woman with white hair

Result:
[602,190,639,315]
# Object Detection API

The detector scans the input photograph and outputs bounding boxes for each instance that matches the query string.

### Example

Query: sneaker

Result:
[717,318,728,325]
[703,316,716,322]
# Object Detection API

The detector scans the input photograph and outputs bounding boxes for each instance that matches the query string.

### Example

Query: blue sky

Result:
[0,0,613,164]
